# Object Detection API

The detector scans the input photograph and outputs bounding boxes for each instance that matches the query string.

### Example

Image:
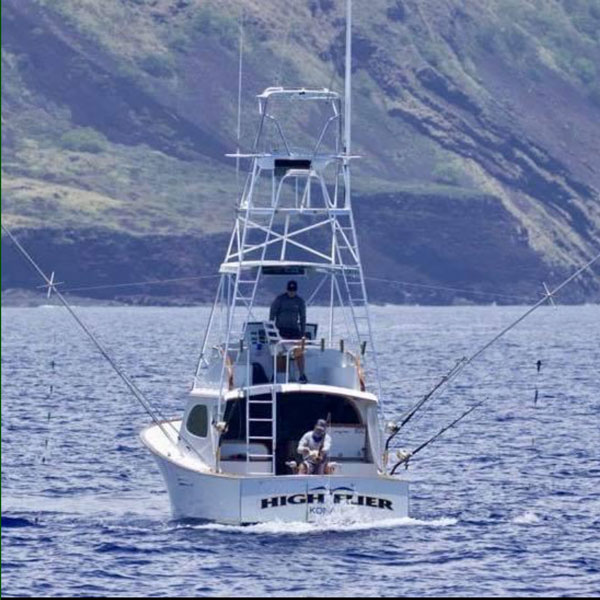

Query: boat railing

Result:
[196,337,365,392]
[273,338,363,389]
[254,87,342,159]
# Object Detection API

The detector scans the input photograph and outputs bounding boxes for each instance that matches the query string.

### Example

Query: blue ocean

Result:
[2,305,599,597]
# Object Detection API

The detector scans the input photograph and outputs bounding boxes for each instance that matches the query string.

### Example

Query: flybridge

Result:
[189,69,387,487]
[198,77,382,413]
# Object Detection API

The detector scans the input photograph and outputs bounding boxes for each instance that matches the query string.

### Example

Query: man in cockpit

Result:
[270,280,307,383]
[297,419,331,474]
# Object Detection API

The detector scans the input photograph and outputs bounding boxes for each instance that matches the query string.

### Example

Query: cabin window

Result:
[221,392,362,442]
[186,404,208,438]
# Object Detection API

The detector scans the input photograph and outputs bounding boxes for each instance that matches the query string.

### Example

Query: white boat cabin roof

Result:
[191,383,379,404]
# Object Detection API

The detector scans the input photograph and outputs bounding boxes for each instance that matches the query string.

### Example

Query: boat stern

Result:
[239,475,408,524]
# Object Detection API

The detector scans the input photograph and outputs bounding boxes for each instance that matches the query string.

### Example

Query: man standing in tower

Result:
[270,280,307,383]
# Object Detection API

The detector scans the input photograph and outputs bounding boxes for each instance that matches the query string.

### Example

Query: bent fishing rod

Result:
[385,251,600,452]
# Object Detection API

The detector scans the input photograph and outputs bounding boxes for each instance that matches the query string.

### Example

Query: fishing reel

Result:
[213,421,228,434]
[395,449,412,463]
[385,421,400,435]
[390,449,412,475]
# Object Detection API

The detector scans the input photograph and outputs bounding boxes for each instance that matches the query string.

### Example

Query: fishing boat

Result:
[140,1,409,524]
[4,1,596,529]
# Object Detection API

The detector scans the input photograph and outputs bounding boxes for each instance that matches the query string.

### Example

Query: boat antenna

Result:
[385,250,600,450]
[235,5,244,185]
[1,223,180,448]
[344,0,352,158]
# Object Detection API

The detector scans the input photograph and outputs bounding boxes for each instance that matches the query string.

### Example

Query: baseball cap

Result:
[287,280,298,291]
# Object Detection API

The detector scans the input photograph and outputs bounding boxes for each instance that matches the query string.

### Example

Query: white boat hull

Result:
[156,457,408,524]
[143,426,409,524]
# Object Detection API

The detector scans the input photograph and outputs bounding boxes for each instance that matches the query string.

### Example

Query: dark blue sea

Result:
[2,305,599,597]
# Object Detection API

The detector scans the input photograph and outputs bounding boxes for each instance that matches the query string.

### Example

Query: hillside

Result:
[2,0,600,304]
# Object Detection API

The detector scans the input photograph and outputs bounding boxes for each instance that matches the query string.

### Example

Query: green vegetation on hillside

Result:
[2,0,599,301]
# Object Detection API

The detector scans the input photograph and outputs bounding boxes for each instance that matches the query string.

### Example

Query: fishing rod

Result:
[384,251,600,452]
[384,357,466,452]
[389,402,482,475]
[317,411,332,462]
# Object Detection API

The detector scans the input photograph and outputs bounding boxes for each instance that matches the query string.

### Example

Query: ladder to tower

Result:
[222,201,279,351]
[332,209,373,351]
[245,384,277,475]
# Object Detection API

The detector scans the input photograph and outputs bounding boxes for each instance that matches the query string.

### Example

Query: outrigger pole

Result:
[385,251,600,453]
[1,223,203,458]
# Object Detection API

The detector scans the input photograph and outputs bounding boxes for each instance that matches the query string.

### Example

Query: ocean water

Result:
[2,304,599,597]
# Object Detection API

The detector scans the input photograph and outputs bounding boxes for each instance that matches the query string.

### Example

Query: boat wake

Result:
[175,515,457,536]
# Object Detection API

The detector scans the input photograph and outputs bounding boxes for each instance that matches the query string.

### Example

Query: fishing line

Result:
[534,359,542,407]
[389,402,482,474]
[57,269,546,305]
[41,328,59,465]
[62,274,219,294]
[365,276,539,303]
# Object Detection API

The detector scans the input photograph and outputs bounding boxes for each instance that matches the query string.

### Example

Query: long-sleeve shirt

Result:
[269,293,306,334]
[297,430,331,463]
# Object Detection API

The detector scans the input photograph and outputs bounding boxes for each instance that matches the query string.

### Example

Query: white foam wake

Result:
[177,515,457,535]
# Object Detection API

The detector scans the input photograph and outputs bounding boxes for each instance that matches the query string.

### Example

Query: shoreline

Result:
[2,288,599,309]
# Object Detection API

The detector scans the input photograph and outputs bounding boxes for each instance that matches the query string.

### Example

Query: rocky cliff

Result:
[2,0,599,304]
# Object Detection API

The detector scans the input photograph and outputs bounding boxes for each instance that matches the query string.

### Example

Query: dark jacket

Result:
[269,293,306,334]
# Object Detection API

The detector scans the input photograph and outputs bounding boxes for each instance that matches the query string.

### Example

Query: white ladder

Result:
[333,211,372,349]
[225,207,278,348]
[245,385,277,475]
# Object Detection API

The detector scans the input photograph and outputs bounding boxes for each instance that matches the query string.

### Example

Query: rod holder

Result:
[361,340,367,355]
[320,338,325,351]
[339,339,345,353]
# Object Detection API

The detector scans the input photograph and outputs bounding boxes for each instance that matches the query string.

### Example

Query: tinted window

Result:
[187,404,208,437]
[222,392,362,442]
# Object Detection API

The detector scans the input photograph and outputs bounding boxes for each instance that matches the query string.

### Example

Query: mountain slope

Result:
[2,0,599,303]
